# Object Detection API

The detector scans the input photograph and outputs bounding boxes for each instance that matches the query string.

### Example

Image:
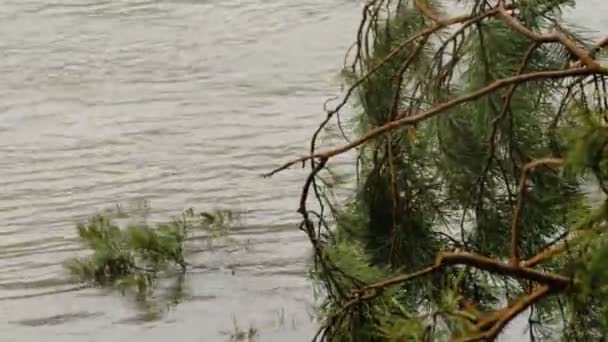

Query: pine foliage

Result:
[266,0,608,340]
[65,206,234,311]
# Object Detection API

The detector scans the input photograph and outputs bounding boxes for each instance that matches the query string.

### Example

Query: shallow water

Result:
[0,1,606,341]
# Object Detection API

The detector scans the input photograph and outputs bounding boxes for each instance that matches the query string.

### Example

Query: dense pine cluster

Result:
[280,0,608,340]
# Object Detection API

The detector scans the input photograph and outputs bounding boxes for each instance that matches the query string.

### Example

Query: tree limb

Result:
[510,158,563,266]
[265,67,598,177]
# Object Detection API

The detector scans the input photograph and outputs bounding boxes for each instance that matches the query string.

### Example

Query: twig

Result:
[437,252,570,287]
[497,1,599,69]
[284,3,608,341]
[266,67,597,177]
[344,251,570,311]
[327,4,479,128]
[510,158,563,266]
[314,264,440,340]
[414,0,441,23]
[264,4,516,178]
[386,34,431,264]
[314,249,570,341]
[467,42,540,239]
[458,285,552,342]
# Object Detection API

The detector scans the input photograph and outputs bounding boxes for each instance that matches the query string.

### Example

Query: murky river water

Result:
[0,1,360,340]
[0,1,606,341]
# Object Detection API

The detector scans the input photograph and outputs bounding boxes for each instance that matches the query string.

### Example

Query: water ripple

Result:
[0,0,360,340]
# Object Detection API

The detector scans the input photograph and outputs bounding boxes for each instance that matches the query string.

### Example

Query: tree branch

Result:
[510,158,563,266]
[266,67,597,177]
[497,1,599,69]
[414,0,441,23]
[316,249,570,341]
[458,285,552,342]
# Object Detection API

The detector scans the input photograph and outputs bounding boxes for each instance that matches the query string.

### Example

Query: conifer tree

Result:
[268,0,608,340]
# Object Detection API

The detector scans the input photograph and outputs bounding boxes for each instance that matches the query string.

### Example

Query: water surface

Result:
[1,1,607,341]
[0,1,360,340]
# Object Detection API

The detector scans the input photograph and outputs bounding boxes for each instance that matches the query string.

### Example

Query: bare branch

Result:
[458,286,552,342]
[510,158,563,266]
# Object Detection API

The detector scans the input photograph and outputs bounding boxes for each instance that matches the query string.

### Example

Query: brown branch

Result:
[266,67,598,177]
[497,1,599,69]
[359,264,440,293]
[389,34,431,119]
[470,42,540,231]
[265,4,526,178]
[315,250,570,341]
[438,252,570,288]
[313,264,439,342]
[523,226,607,268]
[510,158,563,266]
[387,135,399,265]
[458,285,552,342]
[350,1,371,71]
[523,244,566,268]
[296,157,350,302]
[325,6,481,125]
[414,0,441,23]
[427,5,508,99]
[590,36,608,59]
[295,4,608,341]
[568,35,608,69]
[387,35,431,264]
[351,251,569,301]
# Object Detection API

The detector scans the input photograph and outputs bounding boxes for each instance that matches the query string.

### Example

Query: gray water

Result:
[0,1,361,341]
[0,1,606,341]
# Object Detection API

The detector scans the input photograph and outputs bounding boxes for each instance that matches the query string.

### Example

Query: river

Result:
[0,1,606,341]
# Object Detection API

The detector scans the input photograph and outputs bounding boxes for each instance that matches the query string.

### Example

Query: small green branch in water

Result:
[65,206,235,302]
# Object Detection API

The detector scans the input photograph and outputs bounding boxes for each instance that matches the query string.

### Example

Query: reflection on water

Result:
[0,0,607,341]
